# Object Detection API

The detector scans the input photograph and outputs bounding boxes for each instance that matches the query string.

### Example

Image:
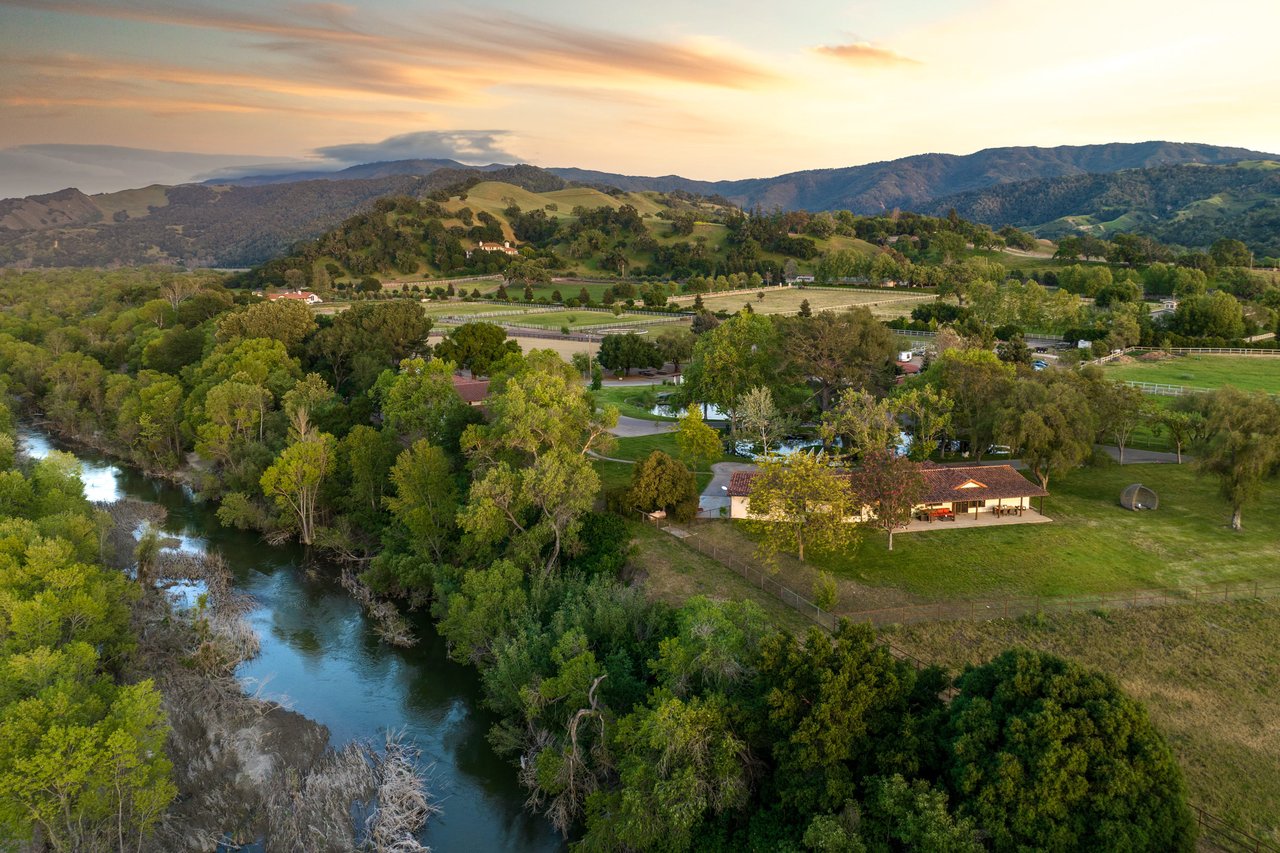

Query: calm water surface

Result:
[18,428,562,852]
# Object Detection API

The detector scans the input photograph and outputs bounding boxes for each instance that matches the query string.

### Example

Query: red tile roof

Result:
[450,375,490,404]
[727,464,1046,502]
[915,464,1047,503]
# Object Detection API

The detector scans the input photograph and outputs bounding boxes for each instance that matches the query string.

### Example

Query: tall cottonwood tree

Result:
[738,385,787,454]
[1091,380,1152,464]
[459,353,617,572]
[929,349,1016,459]
[385,439,460,563]
[683,312,778,435]
[783,307,895,408]
[821,390,899,459]
[674,405,722,472]
[896,385,954,461]
[999,374,1096,489]
[1197,387,1280,530]
[745,451,860,563]
[260,431,336,545]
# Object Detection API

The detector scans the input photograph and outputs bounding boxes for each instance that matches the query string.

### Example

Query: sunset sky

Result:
[2,0,1279,195]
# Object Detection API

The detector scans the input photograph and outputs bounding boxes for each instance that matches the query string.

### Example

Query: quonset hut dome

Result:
[1120,483,1159,511]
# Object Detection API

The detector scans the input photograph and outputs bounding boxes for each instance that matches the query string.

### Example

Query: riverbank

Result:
[19,427,562,852]
[96,479,430,850]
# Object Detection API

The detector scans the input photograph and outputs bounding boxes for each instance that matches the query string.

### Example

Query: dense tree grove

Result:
[0,265,1208,849]
[0,395,175,849]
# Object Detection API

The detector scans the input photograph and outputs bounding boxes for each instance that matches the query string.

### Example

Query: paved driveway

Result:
[610,415,675,437]
[699,461,757,518]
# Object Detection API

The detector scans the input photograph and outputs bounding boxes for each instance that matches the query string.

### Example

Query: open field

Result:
[970,247,1113,274]
[505,334,598,359]
[672,286,933,318]
[817,461,1280,599]
[627,522,812,634]
[887,602,1280,841]
[1104,353,1280,395]
[472,279,627,303]
[690,461,1280,604]
[315,299,554,319]
[440,181,667,232]
[501,309,672,330]
[418,301,550,318]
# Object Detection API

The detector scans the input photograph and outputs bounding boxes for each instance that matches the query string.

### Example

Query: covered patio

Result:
[901,505,1053,533]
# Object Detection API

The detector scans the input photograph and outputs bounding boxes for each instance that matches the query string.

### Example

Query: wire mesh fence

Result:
[1192,805,1280,852]
[840,580,1280,628]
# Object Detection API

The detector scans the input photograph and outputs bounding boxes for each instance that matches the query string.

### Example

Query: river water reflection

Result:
[18,427,562,852]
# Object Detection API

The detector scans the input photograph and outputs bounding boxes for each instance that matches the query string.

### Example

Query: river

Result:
[17,427,562,852]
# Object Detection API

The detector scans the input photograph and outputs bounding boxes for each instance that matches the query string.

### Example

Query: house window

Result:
[953,500,983,513]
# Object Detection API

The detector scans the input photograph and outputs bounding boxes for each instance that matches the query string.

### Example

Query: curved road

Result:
[610,415,676,437]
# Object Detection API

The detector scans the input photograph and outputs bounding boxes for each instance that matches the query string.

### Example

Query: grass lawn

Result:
[606,432,680,462]
[593,432,731,493]
[694,461,1280,604]
[593,458,635,492]
[886,602,1280,841]
[502,309,659,330]
[815,461,1280,600]
[627,522,812,634]
[589,385,681,421]
[418,301,548,317]
[1103,354,1280,395]
[673,287,931,318]
[475,280,619,303]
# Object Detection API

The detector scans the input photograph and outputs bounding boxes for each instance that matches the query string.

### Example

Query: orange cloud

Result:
[814,41,921,67]
[3,0,778,91]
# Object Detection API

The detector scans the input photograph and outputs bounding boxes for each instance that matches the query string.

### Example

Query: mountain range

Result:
[925,160,1280,258]
[211,141,1271,215]
[1,141,1276,268]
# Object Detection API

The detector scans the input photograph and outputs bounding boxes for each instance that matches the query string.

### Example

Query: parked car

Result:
[1034,346,1048,353]
[1032,359,1048,371]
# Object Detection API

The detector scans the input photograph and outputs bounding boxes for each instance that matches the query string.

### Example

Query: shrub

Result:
[813,571,838,611]
[626,450,699,522]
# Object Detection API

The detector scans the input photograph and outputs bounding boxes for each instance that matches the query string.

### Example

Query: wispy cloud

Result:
[814,41,921,66]
[1,0,778,92]
[313,130,516,165]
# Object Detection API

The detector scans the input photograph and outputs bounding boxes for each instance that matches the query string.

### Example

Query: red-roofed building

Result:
[451,375,490,406]
[726,464,1048,523]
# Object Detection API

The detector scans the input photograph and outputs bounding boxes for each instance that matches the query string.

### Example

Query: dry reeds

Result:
[366,734,438,853]
[341,567,417,647]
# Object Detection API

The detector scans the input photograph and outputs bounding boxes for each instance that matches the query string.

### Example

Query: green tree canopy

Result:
[946,649,1195,852]
[626,450,698,521]
[433,322,520,377]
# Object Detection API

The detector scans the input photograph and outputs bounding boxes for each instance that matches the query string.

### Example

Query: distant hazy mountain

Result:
[4,141,1277,267]
[548,142,1275,212]
[0,165,566,268]
[925,160,1280,256]
[208,158,512,187]
[199,141,1275,212]
[0,144,279,198]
